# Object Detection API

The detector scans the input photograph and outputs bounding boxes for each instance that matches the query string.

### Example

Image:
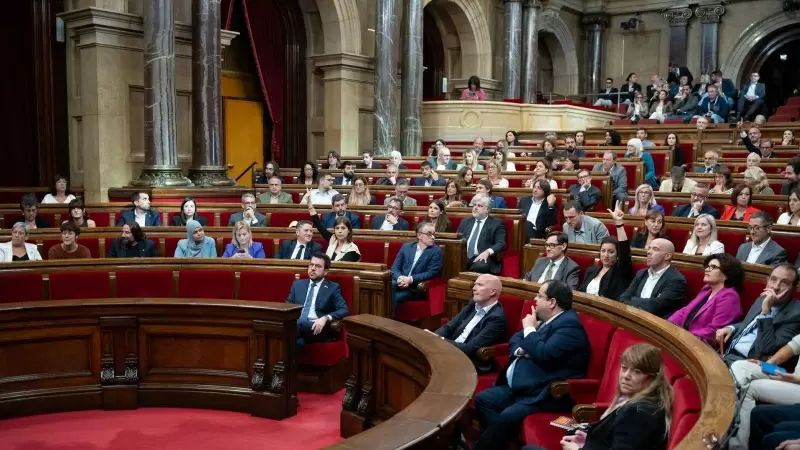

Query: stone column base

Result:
[131,167,193,187]
[188,167,238,187]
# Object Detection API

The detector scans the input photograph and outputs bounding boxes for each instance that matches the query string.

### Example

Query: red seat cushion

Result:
[522,412,564,449]
[357,240,387,264]
[681,269,706,305]
[220,211,234,227]
[717,230,745,255]
[394,278,447,322]
[669,412,699,449]
[499,295,526,338]
[271,211,312,228]
[165,237,181,258]
[593,329,645,405]
[42,239,61,259]
[238,271,297,302]
[0,273,44,303]
[89,212,112,227]
[178,270,235,299]
[79,238,101,258]
[578,314,617,381]
[663,353,687,383]
[49,271,110,300]
[115,269,174,298]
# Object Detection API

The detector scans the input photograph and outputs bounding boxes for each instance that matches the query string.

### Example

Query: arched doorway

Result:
[741,27,800,114]
[423,8,446,100]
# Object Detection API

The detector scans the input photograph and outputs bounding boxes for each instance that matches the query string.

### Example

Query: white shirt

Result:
[526,198,544,227]
[134,212,146,228]
[777,213,798,226]
[41,194,76,204]
[305,280,322,320]
[640,265,670,299]
[380,217,396,231]
[307,188,340,205]
[747,238,771,264]
[291,241,309,259]
[682,239,725,256]
[436,164,447,171]
[455,301,498,343]
[467,218,486,256]
[537,257,564,283]
[408,244,425,276]
[506,311,565,388]
[746,83,757,98]
[586,277,601,295]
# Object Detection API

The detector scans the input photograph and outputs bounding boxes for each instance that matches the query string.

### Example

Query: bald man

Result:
[618,238,687,319]
[432,274,507,373]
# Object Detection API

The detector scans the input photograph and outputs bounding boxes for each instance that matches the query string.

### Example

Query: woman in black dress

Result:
[577,202,634,301]
[307,199,361,262]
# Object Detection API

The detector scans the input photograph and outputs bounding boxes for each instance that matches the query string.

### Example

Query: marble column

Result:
[133,0,192,187]
[520,0,539,104]
[373,0,397,157]
[695,5,725,74]
[188,0,235,186]
[399,0,423,156]
[662,8,692,68]
[502,0,522,101]
[583,13,609,96]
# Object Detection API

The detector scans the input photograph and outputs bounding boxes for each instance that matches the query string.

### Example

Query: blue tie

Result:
[301,282,317,319]
[467,220,482,259]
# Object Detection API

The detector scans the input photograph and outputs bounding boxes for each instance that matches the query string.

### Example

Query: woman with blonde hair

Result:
[682,214,725,256]
[347,175,376,206]
[223,221,266,258]
[625,138,658,188]
[457,149,484,171]
[629,184,665,215]
[743,166,775,195]
[484,160,509,188]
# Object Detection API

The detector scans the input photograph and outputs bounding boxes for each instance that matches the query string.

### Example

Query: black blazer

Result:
[578,240,634,301]
[518,196,558,241]
[457,216,507,275]
[620,82,642,101]
[567,184,602,212]
[107,238,158,258]
[276,239,323,259]
[170,215,208,227]
[598,87,619,103]
[116,209,161,227]
[619,265,688,319]
[434,300,507,373]
[582,401,668,450]
[672,203,720,219]
[310,214,360,262]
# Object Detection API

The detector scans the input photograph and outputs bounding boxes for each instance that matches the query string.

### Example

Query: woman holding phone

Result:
[222,221,265,258]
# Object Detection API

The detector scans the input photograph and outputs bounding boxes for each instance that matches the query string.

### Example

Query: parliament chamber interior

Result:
[3,0,800,449]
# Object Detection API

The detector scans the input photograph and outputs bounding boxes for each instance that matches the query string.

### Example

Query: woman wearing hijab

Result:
[174,220,217,258]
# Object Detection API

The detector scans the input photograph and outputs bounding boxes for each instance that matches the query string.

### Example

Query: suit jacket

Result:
[490,196,508,209]
[258,191,293,205]
[563,214,610,244]
[425,158,458,170]
[697,96,730,119]
[592,163,627,200]
[582,401,668,450]
[524,256,580,289]
[361,162,383,169]
[598,87,619,103]
[518,196,558,240]
[674,93,699,115]
[659,178,696,193]
[567,184,601,212]
[276,239,323,259]
[170,215,208,227]
[0,242,42,261]
[736,239,788,266]
[391,241,443,287]
[694,164,721,174]
[457,215,507,274]
[228,211,267,227]
[107,238,158,258]
[578,240,634,301]
[619,265,687,319]
[333,175,355,186]
[375,178,397,186]
[668,285,742,342]
[671,203,721,219]
[321,211,361,229]
[116,209,161,227]
[648,101,673,115]
[435,300,507,373]
[740,82,766,100]
[411,176,446,187]
[370,215,410,231]
[619,82,642,101]
[285,278,349,321]
[725,296,800,360]
[667,66,693,84]
[495,309,590,405]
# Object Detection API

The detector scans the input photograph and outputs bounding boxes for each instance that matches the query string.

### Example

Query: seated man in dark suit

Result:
[361,150,382,169]
[457,194,507,275]
[567,170,601,212]
[16,194,52,229]
[333,160,356,186]
[472,280,590,450]
[749,403,800,449]
[107,223,158,257]
[375,164,400,186]
[411,161,446,187]
[672,184,720,219]
[321,194,361,229]
[227,193,267,226]
[524,231,580,289]
[432,274,507,374]
[276,220,323,259]
[116,191,161,227]
[285,253,349,353]
[694,149,721,174]
[736,212,788,266]
[619,238,687,319]
[370,197,410,231]
[716,263,800,365]
[737,72,766,122]
[519,179,558,240]
[391,222,443,309]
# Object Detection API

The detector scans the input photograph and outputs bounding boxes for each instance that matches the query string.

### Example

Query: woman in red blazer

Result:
[720,183,761,222]
[668,253,744,343]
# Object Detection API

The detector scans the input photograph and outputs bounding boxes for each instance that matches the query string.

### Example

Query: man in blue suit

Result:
[333,161,356,186]
[694,85,729,123]
[276,220,323,259]
[370,197,410,231]
[116,191,161,227]
[472,280,591,450]
[391,222,443,309]
[285,253,349,352]
[411,161,446,187]
[671,184,720,219]
[320,194,361,229]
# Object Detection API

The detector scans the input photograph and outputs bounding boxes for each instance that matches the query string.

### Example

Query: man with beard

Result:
[320,194,361,229]
[108,223,158,257]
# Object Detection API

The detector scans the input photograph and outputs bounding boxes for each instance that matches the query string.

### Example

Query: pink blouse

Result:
[461,88,485,101]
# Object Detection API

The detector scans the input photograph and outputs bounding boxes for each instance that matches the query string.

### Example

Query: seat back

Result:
[178,269,235,299]
[577,314,617,380]
[499,294,526,339]
[238,270,298,302]
[49,271,110,300]
[595,329,645,404]
[116,269,174,298]
[668,377,702,449]
[357,240,387,264]
[271,211,312,228]
[0,273,44,303]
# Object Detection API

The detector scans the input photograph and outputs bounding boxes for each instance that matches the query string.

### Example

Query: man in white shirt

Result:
[390,222,443,308]
[736,212,788,266]
[384,179,417,207]
[301,173,340,205]
[619,238,688,318]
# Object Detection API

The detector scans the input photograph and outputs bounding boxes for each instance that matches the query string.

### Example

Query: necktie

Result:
[301,282,317,319]
[706,168,713,174]
[543,262,555,281]
[295,245,305,259]
[467,220,482,259]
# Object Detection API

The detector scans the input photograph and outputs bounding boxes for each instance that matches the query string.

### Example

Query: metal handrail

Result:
[235,161,258,182]
[545,91,634,105]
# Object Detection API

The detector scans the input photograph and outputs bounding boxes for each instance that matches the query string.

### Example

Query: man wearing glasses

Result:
[457,194,507,274]
[567,170,601,211]
[258,176,293,204]
[736,212,788,266]
[593,77,618,108]
[390,222,443,310]
[370,197,410,231]
[672,184,720,219]
[524,231,580,289]
[228,193,267,226]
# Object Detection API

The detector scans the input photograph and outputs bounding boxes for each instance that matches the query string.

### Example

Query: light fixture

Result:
[781,54,788,61]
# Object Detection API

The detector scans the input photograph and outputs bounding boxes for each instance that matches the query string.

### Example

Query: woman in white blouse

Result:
[682,214,725,256]
[0,222,43,262]
[484,160,509,188]
[41,175,77,204]
[777,188,800,226]
[524,159,558,190]
[493,148,516,172]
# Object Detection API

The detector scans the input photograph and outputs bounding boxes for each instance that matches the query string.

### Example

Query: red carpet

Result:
[0,391,344,450]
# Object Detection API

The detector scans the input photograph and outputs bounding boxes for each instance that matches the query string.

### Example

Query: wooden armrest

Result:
[572,404,598,423]
[476,346,496,362]
[416,281,429,293]
[549,381,569,399]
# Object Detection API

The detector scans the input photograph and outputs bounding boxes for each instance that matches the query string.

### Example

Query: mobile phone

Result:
[761,362,788,376]
[237,249,247,254]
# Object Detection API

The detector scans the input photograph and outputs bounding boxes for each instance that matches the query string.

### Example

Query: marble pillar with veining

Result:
[399,0,423,156]
[188,0,235,186]
[133,0,192,187]
[520,0,539,104]
[503,0,522,101]
[663,7,692,68]
[373,0,397,157]
[583,13,609,96]
[695,5,725,74]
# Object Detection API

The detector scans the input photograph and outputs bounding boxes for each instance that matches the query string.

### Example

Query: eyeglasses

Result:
[747,225,767,232]
[544,242,561,249]
[704,264,721,272]
[419,232,436,238]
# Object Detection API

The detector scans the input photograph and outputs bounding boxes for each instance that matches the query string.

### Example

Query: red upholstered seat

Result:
[219,211,234,227]
[587,329,645,409]
[42,239,61,259]
[0,273,44,303]
[253,237,274,257]
[681,269,706,304]
[665,228,690,250]
[301,273,354,366]
[238,271,297,302]
[271,211,311,228]
[770,232,800,265]
[394,278,447,322]
[613,119,632,126]
[663,118,685,125]
[638,119,657,125]
[717,230,745,254]
[668,378,702,449]
[357,240,386,264]
[449,215,464,231]
[89,212,112,227]
[78,238,101,258]
[775,105,798,116]
[408,193,433,206]
[178,270,235,299]
[669,412,699,449]
[663,353,687,383]
[741,279,763,314]
[769,114,794,123]
[165,237,181,258]
[49,271,110,300]
[787,96,800,106]
[500,217,521,278]
[115,269,174,298]
[522,412,564,449]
